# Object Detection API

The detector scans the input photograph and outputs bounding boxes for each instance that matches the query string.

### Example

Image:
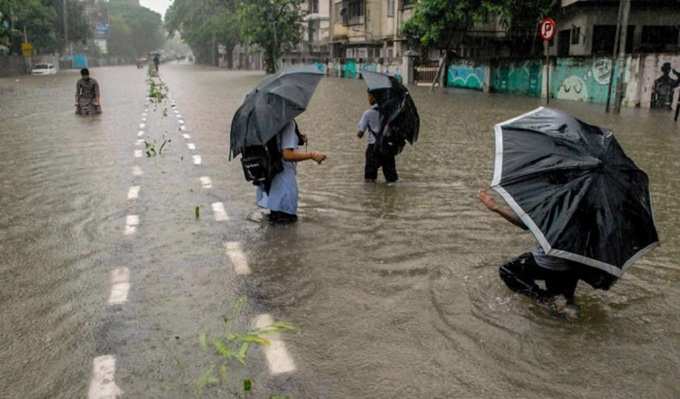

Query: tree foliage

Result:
[0,0,90,54]
[165,0,240,67]
[108,0,165,60]
[238,0,303,73]
[404,0,559,52]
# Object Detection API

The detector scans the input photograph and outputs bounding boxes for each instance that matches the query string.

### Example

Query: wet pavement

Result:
[1,64,679,398]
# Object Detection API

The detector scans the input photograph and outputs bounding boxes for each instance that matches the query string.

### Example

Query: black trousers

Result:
[365,144,398,182]
[499,253,579,301]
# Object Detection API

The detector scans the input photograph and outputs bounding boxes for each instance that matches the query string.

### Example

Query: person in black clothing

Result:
[75,68,101,115]
[357,91,398,183]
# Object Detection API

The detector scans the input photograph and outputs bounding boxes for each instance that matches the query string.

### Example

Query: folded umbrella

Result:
[491,107,659,281]
[230,65,324,159]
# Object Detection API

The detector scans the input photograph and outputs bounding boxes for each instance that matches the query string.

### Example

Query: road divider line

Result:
[211,202,229,221]
[180,126,187,132]
[88,355,122,399]
[134,150,143,158]
[178,120,185,125]
[141,117,147,123]
[124,214,139,236]
[187,143,196,150]
[139,123,146,129]
[182,133,191,140]
[193,155,202,165]
[132,166,143,176]
[253,314,296,375]
[199,176,213,189]
[224,242,251,275]
[108,267,130,305]
[135,139,144,146]
[127,186,140,200]
[137,131,145,137]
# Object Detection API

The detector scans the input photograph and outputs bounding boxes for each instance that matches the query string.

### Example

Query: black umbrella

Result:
[491,107,658,281]
[362,71,420,146]
[230,65,324,159]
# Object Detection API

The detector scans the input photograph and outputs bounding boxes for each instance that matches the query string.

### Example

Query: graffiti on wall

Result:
[551,57,619,103]
[651,62,680,110]
[640,55,680,110]
[491,60,542,97]
[447,63,485,90]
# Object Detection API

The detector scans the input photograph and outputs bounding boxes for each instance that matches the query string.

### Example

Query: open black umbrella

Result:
[362,71,420,146]
[230,65,324,159]
[491,107,658,280]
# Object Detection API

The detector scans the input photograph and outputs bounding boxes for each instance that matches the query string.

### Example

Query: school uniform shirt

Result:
[357,104,382,145]
[531,246,574,272]
[256,121,300,215]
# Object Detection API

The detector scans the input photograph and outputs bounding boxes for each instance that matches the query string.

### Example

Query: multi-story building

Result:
[328,0,415,64]
[551,0,680,56]
[282,0,331,64]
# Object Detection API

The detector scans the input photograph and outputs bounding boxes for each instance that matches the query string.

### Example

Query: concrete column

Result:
[402,55,414,85]
[483,65,491,93]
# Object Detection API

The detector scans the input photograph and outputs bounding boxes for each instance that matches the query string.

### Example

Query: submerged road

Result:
[1,64,680,398]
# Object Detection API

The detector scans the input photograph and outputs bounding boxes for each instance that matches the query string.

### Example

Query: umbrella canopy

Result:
[362,71,419,145]
[230,65,324,159]
[491,107,659,278]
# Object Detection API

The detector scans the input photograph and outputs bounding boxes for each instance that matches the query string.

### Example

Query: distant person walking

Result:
[153,53,160,73]
[357,91,398,183]
[75,68,101,115]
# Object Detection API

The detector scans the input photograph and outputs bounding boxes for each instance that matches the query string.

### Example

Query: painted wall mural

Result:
[491,60,542,97]
[638,55,680,110]
[551,57,620,104]
[447,63,485,91]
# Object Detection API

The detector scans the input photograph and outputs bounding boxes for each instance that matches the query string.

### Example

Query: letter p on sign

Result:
[539,18,557,42]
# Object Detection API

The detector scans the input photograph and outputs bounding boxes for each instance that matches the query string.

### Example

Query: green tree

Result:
[238,0,303,73]
[108,0,164,60]
[165,0,240,67]
[49,0,91,51]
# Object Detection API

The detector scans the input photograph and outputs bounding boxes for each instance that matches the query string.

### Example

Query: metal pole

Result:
[545,40,550,105]
[63,0,68,54]
[614,0,631,114]
[675,101,679,122]
[605,0,625,113]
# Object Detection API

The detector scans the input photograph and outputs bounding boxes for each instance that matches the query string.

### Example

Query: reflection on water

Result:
[1,65,679,398]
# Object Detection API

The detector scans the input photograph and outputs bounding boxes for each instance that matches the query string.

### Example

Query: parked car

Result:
[32,64,57,76]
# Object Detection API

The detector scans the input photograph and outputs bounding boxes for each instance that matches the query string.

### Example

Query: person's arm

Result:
[357,111,368,138]
[282,149,326,164]
[94,81,101,105]
[479,189,528,230]
[75,81,80,104]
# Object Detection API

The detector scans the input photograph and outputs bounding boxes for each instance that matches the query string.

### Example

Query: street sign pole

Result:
[544,40,550,105]
[539,18,556,106]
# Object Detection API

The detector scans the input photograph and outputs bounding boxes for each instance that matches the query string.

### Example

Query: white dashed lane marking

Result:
[211,202,229,221]
[224,242,251,275]
[187,143,196,150]
[124,214,139,236]
[193,155,202,165]
[254,314,296,375]
[135,139,144,146]
[127,186,140,200]
[199,176,212,189]
[182,134,191,140]
[132,166,143,176]
[137,130,145,137]
[88,355,122,399]
[139,123,146,129]
[134,150,143,158]
[108,267,130,305]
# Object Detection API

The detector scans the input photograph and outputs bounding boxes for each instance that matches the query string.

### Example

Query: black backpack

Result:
[240,122,304,193]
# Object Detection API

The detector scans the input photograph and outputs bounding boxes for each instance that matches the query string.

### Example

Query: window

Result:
[402,0,415,8]
[340,0,364,25]
[387,0,395,17]
[641,25,680,53]
[571,27,580,45]
[592,25,634,55]
[309,0,319,14]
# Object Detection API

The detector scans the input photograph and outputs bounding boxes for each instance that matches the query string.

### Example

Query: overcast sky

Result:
[140,0,172,18]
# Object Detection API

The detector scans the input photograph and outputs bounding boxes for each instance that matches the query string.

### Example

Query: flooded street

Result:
[1,64,679,398]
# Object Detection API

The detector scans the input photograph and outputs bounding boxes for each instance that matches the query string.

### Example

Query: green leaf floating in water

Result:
[195,206,200,220]
[243,379,252,392]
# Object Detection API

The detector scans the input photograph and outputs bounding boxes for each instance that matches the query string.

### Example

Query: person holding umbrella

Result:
[481,107,659,318]
[358,71,420,183]
[230,65,327,223]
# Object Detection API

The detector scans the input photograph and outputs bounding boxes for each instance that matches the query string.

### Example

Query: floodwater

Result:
[1,64,679,398]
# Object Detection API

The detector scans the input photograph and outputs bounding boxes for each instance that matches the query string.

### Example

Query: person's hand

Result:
[357,131,364,139]
[299,133,308,145]
[479,189,498,211]
[311,151,327,164]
